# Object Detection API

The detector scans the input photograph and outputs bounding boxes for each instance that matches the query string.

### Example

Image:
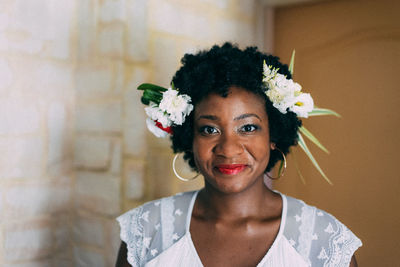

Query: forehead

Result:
[194,86,267,119]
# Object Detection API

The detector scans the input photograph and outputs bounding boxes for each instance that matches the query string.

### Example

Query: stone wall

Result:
[0,0,76,265]
[0,0,260,265]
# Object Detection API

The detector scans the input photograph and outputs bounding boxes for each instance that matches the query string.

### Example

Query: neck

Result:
[197,177,279,220]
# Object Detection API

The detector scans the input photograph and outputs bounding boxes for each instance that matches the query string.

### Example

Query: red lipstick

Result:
[216,164,247,175]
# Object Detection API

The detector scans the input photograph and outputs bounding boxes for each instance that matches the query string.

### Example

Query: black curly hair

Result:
[170,42,301,172]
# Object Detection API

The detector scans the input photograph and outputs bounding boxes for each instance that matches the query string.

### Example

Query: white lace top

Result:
[117,191,362,267]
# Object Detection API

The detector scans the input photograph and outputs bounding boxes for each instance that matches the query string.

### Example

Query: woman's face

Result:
[192,86,272,194]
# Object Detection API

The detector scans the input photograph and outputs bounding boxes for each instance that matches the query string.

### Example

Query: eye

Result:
[239,124,259,133]
[199,125,219,135]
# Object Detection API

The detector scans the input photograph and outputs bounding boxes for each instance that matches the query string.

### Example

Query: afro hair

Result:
[170,42,301,172]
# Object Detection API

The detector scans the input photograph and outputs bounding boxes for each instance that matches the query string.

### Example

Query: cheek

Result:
[192,138,208,166]
[246,136,271,161]
[192,137,216,172]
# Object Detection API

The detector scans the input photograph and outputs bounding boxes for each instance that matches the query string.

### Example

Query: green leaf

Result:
[299,126,329,154]
[141,96,150,105]
[298,133,333,185]
[142,90,163,105]
[289,50,296,76]
[291,150,306,184]
[138,83,168,106]
[137,83,168,92]
[308,107,341,118]
[143,90,163,100]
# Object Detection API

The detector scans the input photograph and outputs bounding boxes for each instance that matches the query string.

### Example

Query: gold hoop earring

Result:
[172,153,200,182]
[266,148,287,180]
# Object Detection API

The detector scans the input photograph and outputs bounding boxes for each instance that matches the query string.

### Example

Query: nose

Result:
[213,133,244,158]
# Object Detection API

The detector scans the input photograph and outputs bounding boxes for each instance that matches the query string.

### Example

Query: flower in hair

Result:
[290,93,314,118]
[262,51,341,184]
[263,60,313,118]
[138,84,193,137]
[145,118,171,138]
[145,103,172,128]
[159,88,193,125]
[137,51,341,185]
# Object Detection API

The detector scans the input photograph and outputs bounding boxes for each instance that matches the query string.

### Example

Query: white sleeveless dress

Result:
[117,191,361,267]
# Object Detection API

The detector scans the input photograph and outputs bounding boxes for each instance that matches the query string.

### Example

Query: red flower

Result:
[155,121,173,134]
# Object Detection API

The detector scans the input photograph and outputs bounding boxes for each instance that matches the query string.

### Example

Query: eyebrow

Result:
[234,113,261,121]
[197,115,219,121]
[196,113,261,121]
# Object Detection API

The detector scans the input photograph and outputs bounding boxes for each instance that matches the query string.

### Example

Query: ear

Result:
[270,142,276,150]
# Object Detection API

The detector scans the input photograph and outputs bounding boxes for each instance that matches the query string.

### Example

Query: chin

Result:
[207,178,255,195]
[203,168,264,194]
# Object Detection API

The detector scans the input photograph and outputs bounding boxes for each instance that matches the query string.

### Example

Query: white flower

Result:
[141,211,150,222]
[289,93,314,118]
[143,237,152,248]
[172,233,179,240]
[150,249,158,256]
[159,88,193,125]
[263,63,312,117]
[265,76,298,114]
[272,73,290,90]
[143,88,193,138]
[292,81,302,93]
[145,103,172,128]
[263,61,279,83]
[266,88,291,114]
[146,118,169,138]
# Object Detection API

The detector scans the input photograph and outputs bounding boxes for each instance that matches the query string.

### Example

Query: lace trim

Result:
[323,219,362,267]
[161,197,175,250]
[117,206,145,267]
[296,203,316,265]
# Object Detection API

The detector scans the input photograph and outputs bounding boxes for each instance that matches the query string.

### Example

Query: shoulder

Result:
[282,194,362,267]
[117,190,197,227]
[116,190,198,267]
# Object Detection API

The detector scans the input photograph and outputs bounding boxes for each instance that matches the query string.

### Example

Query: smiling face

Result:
[192,86,272,194]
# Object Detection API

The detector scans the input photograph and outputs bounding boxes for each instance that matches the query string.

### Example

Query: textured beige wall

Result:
[272,0,400,266]
[0,0,260,266]
[0,0,76,265]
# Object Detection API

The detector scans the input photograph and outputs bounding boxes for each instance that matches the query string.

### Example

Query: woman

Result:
[116,43,362,266]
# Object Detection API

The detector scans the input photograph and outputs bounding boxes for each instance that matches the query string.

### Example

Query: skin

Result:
[115,86,358,266]
[190,86,281,267]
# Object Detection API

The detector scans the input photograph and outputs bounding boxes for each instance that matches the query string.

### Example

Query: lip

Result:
[215,164,247,175]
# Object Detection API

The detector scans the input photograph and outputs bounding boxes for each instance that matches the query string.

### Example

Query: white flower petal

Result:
[289,93,314,118]
[158,87,193,125]
[144,105,159,120]
[263,63,313,118]
[151,249,158,256]
[145,104,172,128]
[144,87,193,137]
[146,118,169,138]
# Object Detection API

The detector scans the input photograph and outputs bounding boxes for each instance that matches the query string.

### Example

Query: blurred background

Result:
[0,0,398,266]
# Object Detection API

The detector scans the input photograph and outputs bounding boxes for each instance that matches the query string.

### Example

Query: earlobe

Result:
[270,143,276,150]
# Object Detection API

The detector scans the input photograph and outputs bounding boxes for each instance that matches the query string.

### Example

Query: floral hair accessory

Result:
[138,83,193,138]
[263,61,313,118]
[137,51,340,184]
[263,51,341,184]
